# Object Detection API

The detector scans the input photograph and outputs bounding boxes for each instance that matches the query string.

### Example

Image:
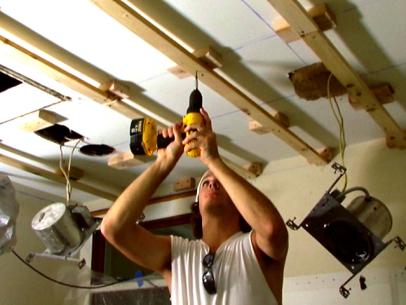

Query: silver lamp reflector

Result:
[31,203,82,254]
[347,195,393,239]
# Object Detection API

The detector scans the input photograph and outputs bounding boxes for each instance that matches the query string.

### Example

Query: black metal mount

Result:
[285,162,405,298]
[338,235,405,298]
[285,162,346,231]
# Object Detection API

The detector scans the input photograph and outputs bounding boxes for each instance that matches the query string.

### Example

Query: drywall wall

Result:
[0,183,90,305]
[2,135,404,305]
[80,137,406,303]
[253,137,406,277]
[283,266,405,305]
[88,136,405,279]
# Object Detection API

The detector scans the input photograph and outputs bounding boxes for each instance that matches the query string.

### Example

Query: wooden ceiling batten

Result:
[168,46,223,79]
[272,3,336,43]
[91,0,329,165]
[268,0,406,149]
[349,84,395,110]
[0,11,144,116]
[0,152,118,201]
[0,13,255,176]
[18,109,67,132]
[0,34,128,113]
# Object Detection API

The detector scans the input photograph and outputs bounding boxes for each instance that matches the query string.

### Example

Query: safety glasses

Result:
[202,252,217,294]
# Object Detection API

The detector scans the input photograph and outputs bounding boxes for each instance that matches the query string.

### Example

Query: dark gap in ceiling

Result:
[79,144,115,156]
[35,124,83,145]
[0,71,22,93]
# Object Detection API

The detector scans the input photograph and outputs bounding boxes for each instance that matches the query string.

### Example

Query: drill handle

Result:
[156,133,186,149]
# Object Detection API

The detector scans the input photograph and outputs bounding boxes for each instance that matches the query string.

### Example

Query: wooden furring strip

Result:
[268,0,406,148]
[91,0,329,165]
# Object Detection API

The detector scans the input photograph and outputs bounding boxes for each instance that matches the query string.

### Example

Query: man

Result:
[101,108,288,304]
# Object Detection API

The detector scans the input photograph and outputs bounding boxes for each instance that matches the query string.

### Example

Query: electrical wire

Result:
[11,249,127,289]
[10,139,160,290]
[59,145,71,204]
[58,139,81,205]
[327,73,348,192]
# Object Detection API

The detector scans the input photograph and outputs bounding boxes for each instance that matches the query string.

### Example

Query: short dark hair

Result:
[190,201,251,239]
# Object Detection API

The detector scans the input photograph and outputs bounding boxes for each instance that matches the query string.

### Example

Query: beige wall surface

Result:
[253,137,406,277]
[1,137,405,305]
[0,185,90,305]
[283,266,406,304]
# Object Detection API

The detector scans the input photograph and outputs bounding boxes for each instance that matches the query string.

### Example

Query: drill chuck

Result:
[187,89,202,113]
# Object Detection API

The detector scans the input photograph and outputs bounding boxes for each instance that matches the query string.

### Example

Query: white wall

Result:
[0,184,90,305]
[251,137,406,302]
[252,137,406,277]
[283,267,406,305]
[2,137,404,305]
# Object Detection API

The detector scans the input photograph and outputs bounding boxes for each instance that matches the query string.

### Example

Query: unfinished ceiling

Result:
[0,0,405,203]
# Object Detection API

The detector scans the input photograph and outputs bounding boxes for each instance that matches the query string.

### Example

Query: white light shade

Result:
[347,195,393,239]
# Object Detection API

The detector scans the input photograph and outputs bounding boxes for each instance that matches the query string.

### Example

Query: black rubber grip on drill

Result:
[157,133,186,149]
[157,134,174,149]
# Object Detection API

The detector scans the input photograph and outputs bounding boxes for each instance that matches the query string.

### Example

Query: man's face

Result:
[198,172,232,212]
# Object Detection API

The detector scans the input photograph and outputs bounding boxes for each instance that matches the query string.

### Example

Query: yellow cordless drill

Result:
[130,74,203,157]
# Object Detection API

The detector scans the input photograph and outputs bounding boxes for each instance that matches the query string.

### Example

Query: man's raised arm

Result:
[183,109,288,261]
[101,122,183,276]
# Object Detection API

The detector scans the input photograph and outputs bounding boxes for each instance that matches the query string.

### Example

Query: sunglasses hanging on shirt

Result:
[202,252,216,294]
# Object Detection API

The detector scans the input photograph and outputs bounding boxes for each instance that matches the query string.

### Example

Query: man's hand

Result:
[157,122,184,168]
[183,108,220,165]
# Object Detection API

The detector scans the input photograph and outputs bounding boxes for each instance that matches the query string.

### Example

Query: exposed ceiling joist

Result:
[268,0,406,149]
[91,0,329,166]
[0,12,256,177]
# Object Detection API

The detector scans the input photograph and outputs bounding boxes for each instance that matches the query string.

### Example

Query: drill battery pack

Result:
[130,118,174,156]
[130,118,156,156]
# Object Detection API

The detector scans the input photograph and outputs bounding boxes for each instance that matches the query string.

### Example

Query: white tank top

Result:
[171,232,278,305]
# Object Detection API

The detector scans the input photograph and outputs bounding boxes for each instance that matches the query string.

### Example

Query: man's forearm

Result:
[102,159,176,234]
[207,157,286,238]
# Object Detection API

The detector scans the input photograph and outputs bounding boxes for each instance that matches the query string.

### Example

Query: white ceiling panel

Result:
[289,0,406,74]
[0,83,57,122]
[0,0,404,204]
[139,72,241,119]
[0,0,176,83]
[161,0,276,49]
[220,35,305,103]
[244,0,384,25]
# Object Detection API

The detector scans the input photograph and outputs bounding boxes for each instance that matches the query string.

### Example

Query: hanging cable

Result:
[11,141,153,290]
[11,248,130,289]
[59,145,70,204]
[327,73,348,192]
[58,139,81,205]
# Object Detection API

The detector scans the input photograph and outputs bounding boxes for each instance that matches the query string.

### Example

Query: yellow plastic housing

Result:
[141,117,157,156]
[183,112,203,158]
